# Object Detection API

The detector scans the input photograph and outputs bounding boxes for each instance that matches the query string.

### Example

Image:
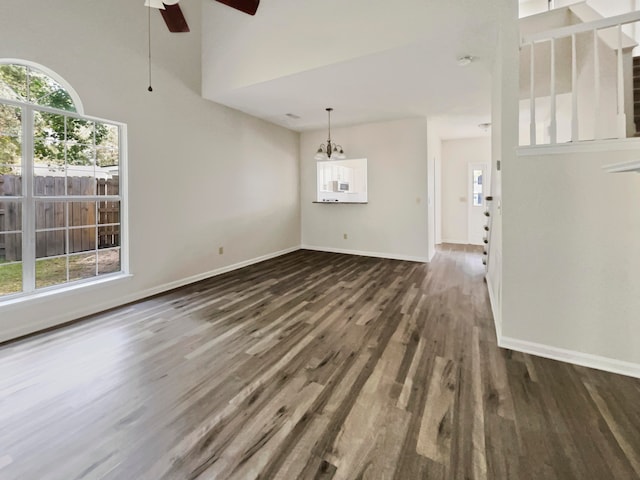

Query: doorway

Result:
[467,163,487,245]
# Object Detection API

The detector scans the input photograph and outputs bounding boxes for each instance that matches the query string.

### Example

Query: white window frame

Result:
[0,61,128,301]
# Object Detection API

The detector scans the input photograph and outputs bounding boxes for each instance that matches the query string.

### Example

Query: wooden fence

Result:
[0,175,120,262]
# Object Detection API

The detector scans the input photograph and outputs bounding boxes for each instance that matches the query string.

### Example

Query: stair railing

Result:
[521,10,640,146]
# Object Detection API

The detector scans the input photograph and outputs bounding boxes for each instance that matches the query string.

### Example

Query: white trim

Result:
[0,272,132,308]
[517,138,640,156]
[0,246,301,343]
[0,59,85,114]
[486,275,501,339]
[522,10,640,44]
[119,123,130,275]
[603,160,640,173]
[301,245,429,263]
[498,336,640,379]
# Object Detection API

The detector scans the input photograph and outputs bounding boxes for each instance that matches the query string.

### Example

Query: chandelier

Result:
[314,108,347,161]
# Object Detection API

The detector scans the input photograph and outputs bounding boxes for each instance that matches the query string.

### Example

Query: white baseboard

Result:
[485,276,501,339]
[144,246,301,293]
[1,246,301,343]
[499,335,640,379]
[300,245,429,263]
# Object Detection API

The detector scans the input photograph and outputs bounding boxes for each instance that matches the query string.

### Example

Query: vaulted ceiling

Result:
[201,0,506,138]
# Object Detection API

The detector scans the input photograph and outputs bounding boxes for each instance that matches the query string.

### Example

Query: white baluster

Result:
[572,33,579,142]
[617,23,626,138]
[550,38,557,144]
[594,29,601,140]
[530,42,536,146]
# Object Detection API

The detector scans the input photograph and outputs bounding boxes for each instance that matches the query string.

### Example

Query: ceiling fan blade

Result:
[215,0,260,16]
[160,3,190,32]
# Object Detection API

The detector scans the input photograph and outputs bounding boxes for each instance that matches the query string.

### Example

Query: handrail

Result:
[522,9,640,44]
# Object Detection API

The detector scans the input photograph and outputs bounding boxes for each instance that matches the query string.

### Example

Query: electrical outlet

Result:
[343,233,348,240]
[219,246,224,255]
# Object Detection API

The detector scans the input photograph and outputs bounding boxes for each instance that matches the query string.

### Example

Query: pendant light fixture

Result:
[314,108,347,161]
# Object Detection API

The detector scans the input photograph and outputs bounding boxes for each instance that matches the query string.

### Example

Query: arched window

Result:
[0,61,126,298]
[0,61,83,113]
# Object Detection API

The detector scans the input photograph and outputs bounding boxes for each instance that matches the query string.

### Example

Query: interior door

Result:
[468,163,487,245]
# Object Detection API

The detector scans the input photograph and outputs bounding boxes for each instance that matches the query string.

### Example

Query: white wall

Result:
[503,147,640,367]
[0,0,300,342]
[301,118,430,262]
[441,138,492,244]
[490,0,520,336]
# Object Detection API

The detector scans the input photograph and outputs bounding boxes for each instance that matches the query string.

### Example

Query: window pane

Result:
[98,225,120,250]
[97,175,119,195]
[34,111,65,139]
[0,201,22,233]
[69,252,96,282]
[66,143,95,167]
[66,171,96,196]
[0,104,22,178]
[472,169,483,207]
[98,199,120,250]
[34,174,66,197]
[97,200,119,225]
[69,227,95,254]
[0,230,21,297]
[98,248,120,275]
[0,65,27,101]
[36,230,66,259]
[0,103,22,137]
[36,257,67,289]
[96,148,118,169]
[35,200,65,231]
[95,123,118,150]
[33,111,65,194]
[66,118,93,145]
[29,69,76,112]
[0,232,21,262]
[68,201,96,228]
[0,169,22,196]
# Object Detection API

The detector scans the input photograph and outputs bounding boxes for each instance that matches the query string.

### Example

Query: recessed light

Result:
[457,55,474,67]
[285,113,301,119]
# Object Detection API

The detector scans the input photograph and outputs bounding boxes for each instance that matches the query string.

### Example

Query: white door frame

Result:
[467,163,487,245]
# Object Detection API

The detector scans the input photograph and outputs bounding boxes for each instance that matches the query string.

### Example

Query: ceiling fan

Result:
[144,0,260,33]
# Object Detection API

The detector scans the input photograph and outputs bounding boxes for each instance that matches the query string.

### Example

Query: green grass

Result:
[1,250,120,296]
[36,257,68,289]
[1,257,75,294]
[0,261,22,295]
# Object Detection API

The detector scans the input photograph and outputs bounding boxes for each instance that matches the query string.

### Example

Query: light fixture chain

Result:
[148,5,153,92]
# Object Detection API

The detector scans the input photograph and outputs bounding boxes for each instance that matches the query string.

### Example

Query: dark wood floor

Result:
[0,245,639,480]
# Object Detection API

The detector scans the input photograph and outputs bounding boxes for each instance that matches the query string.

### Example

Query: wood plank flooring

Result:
[0,245,639,480]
